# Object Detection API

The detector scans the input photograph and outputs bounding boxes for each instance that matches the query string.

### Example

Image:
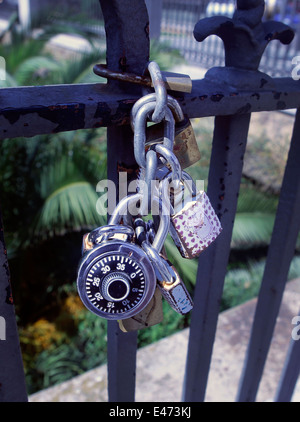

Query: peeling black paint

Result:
[211,94,224,102]
[273,92,281,100]
[114,99,135,125]
[277,100,286,109]
[0,103,85,133]
[94,101,112,126]
[260,78,268,88]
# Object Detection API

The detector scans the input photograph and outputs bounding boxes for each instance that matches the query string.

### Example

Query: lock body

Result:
[118,287,163,332]
[77,239,156,320]
[170,191,222,259]
[156,257,193,315]
[145,117,201,169]
[131,93,201,169]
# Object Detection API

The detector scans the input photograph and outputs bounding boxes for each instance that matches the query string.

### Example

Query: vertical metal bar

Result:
[145,0,162,40]
[98,0,149,402]
[182,113,251,402]
[0,204,28,402]
[275,310,300,402]
[237,108,300,402]
[106,124,139,402]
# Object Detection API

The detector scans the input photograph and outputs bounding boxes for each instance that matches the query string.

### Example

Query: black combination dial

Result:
[77,241,156,320]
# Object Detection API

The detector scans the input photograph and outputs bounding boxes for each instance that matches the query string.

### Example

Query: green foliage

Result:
[0,18,105,87]
[32,311,107,393]
[0,128,107,253]
[149,40,185,70]
[138,300,188,347]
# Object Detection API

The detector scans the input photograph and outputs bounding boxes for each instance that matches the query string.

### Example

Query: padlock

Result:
[118,287,163,332]
[131,93,201,169]
[113,194,172,331]
[77,194,159,321]
[142,242,193,315]
[93,63,192,93]
[159,71,192,93]
[117,217,164,331]
[164,172,223,259]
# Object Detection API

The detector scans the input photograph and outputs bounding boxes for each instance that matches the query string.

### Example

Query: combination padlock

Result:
[77,194,158,321]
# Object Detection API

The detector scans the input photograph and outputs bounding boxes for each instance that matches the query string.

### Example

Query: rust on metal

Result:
[94,64,152,87]
[93,64,192,93]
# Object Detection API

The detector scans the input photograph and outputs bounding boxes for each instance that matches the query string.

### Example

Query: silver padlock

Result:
[163,171,223,259]
[142,242,193,315]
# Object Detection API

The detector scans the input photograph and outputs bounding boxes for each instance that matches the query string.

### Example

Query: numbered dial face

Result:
[78,247,155,320]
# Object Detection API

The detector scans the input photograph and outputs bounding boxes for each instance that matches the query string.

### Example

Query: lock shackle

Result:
[159,170,198,219]
[133,101,175,168]
[154,144,182,187]
[139,148,158,216]
[142,242,173,284]
[147,61,168,123]
[108,193,170,253]
[131,93,184,128]
[181,170,198,197]
[88,224,135,245]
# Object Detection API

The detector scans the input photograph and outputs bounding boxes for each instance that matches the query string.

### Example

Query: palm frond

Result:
[58,49,105,85]
[34,181,105,237]
[231,212,275,248]
[34,156,106,238]
[14,56,61,86]
[2,37,47,74]
[237,182,278,213]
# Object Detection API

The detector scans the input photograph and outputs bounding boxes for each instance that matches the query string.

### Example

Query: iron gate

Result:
[0,0,300,402]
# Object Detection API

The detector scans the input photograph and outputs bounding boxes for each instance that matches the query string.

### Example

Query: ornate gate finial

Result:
[194,0,294,74]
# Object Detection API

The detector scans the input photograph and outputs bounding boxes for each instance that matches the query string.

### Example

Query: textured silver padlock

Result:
[169,187,222,259]
[160,169,222,259]
[142,242,193,315]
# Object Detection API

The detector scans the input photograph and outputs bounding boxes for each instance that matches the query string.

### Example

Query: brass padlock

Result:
[131,93,201,169]
[150,71,192,93]
[93,64,192,93]
[118,287,163,332]
[145,116,200,169]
